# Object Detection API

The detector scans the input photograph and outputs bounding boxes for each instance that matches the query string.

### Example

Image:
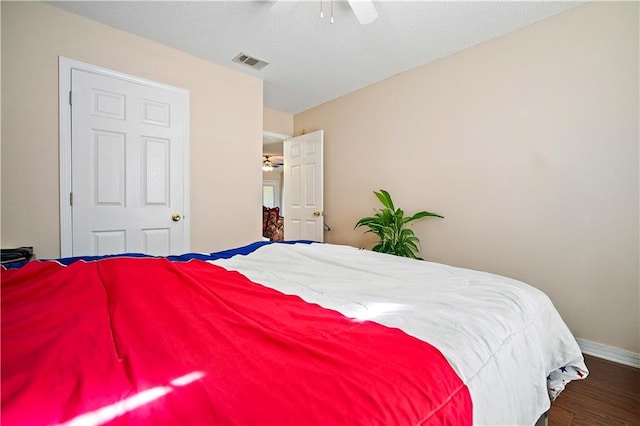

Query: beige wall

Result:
[264,107,293,136]
[295,2,639,353]
[1,2,264,258]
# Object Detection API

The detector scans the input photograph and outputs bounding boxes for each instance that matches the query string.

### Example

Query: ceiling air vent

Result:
[232,52,269,70]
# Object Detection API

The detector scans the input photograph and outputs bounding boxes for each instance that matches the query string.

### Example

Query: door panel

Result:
[284,130,324,242]
[93,231,126,255]
[142,137,170,205]
[94,130,125,205]
[71,69,188,256]
[142,228,171,254]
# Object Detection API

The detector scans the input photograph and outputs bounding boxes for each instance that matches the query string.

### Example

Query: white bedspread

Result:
[211,242,587,425]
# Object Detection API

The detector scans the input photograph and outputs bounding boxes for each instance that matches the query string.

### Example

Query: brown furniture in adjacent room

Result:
[263,206,284,241]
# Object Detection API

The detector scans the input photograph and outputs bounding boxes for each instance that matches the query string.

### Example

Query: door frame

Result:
[263,131,291,142]
[59,57,191,257]
[263,130,290,215]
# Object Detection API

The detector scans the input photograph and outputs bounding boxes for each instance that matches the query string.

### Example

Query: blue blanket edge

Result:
[2,240,316,269]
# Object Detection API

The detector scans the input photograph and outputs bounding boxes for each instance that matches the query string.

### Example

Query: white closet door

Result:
[71,69,189,256]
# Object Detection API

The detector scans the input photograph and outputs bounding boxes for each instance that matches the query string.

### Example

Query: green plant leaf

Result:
[374,189,395,211]
[355,189,443,259]
[355,217,377,228]
[407,210,444,222]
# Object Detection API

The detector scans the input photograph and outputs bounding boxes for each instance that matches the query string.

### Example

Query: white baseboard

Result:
[576,338,640,368]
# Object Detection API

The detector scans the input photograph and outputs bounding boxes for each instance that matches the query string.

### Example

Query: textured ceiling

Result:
[49,1,582,114]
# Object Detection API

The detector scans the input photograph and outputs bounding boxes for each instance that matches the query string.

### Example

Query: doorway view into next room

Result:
[262,130,325,243]
[262,133,285,241]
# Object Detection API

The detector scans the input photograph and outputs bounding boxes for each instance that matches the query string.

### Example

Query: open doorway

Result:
[262,131,288,241]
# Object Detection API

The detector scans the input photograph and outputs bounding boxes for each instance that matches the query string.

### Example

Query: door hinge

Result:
[69,192,73,206]
[69,91,72,106]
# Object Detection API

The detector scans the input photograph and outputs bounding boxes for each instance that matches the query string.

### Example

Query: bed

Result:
[1,240,587,425]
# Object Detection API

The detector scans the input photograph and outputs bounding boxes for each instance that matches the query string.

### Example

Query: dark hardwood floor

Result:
[548,354,640,425]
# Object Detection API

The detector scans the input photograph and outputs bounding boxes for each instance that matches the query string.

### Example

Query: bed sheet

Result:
[1,256,471,425]
[211,242,588,425]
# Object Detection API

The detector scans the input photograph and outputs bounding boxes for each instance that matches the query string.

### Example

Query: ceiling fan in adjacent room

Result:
[271,0,378,25]
[262,155,283,172]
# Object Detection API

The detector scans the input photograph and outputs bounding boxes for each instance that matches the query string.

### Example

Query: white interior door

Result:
[69,68,189,256]
[284,130,324,242]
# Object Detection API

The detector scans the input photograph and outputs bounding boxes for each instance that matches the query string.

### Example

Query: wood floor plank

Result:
[548,355,640,426]
[547,405,573,426]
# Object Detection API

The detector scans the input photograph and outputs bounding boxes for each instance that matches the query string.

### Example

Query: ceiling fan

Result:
[263,155,283,171]
[271,0,378,25]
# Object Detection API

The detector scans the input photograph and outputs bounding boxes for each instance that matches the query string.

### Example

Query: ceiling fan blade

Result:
[347,0,378,25]
[270,0,296,14]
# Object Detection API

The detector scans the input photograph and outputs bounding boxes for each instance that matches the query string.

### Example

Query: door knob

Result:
[313,211,325,217]
[172,213,182,222]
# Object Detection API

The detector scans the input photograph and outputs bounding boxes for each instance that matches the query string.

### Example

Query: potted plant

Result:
[354,189,443,260]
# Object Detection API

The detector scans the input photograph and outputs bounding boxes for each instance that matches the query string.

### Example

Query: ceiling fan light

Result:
[263,158,274,172]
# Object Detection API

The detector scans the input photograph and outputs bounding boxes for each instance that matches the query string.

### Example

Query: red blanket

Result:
[2,258,471,425]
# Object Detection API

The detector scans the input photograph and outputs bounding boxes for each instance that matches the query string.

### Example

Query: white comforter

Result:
[211,242,587,425]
